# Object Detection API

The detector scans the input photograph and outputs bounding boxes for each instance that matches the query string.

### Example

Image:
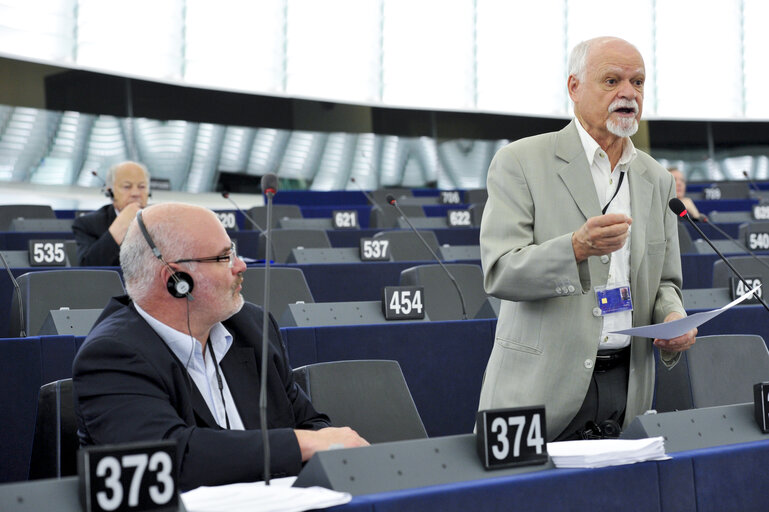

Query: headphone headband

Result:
[134,209,193,299]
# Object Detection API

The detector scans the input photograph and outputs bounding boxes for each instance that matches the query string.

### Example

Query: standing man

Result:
[72,161,150,266]
[477,37,696,441]
[73,203,368,490]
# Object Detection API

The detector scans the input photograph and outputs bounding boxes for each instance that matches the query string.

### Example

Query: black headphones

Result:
[104,188,114,199]
[135,210,194,299]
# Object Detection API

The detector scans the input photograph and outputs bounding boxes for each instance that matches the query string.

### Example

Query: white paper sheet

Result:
[181,477,352,512]
[610,283,761,339]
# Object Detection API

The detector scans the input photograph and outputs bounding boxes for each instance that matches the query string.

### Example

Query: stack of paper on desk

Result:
[548,436,668,468]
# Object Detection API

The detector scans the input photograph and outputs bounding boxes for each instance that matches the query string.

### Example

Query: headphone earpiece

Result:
[105,188,114,199]
[166,271,194,299]
[136,209,194,300]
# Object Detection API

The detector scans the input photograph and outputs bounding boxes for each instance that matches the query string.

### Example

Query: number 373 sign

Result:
[476,406,548,469]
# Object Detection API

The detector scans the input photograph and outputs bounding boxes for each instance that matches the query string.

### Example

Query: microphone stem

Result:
[391,202,468,320]
[260,192,273,485]
[684,214,769,313]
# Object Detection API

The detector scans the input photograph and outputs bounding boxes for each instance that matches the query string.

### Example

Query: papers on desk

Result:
[548,436,668,468]
[181,476,351,512]
[611,282,761,339]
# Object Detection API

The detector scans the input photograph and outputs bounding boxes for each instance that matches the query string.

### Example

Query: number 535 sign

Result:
[476,406,548,469]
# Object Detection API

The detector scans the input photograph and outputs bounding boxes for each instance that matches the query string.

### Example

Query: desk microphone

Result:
[91,170,112,198]
[743,170,766,202]
[670,198,769,314]
[220,192,265,233]
[386,194,468,320]
[350,177,381,210]
[0,251,26,337]
[259,173,278,485]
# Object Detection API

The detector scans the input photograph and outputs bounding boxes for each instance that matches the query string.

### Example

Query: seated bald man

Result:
[72,161,150,266]
[72,202,368,490]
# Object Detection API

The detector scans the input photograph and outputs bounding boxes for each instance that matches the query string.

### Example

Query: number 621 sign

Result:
[476,406,548,469]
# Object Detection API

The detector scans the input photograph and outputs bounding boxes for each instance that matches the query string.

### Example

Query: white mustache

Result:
[609,99,638,113]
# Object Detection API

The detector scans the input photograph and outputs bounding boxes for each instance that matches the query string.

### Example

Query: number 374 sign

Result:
[476,406,548,469]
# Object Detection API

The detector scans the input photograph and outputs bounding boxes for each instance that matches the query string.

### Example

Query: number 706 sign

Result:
[476,406,548,469]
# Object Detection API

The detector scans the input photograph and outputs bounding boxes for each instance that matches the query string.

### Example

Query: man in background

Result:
[72,161,150,266]
[73,202,367,490]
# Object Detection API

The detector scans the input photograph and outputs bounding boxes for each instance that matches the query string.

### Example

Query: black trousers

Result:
[555,348,630,441]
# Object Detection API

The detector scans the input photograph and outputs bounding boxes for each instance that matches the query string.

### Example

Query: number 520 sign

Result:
[476,406,548,469]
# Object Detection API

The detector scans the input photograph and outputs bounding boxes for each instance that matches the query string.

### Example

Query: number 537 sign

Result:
[476,406,548,469]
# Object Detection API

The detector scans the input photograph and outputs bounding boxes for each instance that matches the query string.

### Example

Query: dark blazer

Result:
[72,296,330,490]
[72,204,120,266]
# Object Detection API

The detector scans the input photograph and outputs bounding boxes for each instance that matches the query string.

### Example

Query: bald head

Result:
[121,203,226,303]
[108,161,150,211]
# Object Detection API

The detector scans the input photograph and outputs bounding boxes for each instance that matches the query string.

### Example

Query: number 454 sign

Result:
[476,406,548,469]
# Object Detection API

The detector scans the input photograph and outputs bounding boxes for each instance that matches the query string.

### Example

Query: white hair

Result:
[120,210,197,304]
[106,161,150,188]
[567,39,593,82]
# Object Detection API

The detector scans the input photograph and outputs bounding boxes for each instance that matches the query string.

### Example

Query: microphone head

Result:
[221,191,230,199]
[262,173,278,195]
[743,170,750,178]
[385,194,396,205]
[350,177,357,183]
[668,197,688,217]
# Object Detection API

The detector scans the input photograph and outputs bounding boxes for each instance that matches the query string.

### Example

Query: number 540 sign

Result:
[476,406,548,469]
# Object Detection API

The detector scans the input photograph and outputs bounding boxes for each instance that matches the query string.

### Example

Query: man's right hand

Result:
[108,202,142,245]
[294,427,369,461]
[572,213,632,262]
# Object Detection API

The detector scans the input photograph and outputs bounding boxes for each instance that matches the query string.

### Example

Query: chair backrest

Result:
[292,360,427,443]
[399,263,487,320]
[8,218,74,232]
[240,267,315,320]
[28,379,77,479]
[0,204,55,231]
[257,229,332,263]
[372,230,440,261]
[655,334,769,412]
[677,221,696,254]
[9,269,125,337]
[464,188,488,205]
[712,255,769,287]
[246,204,303,231]
[368,204,425,229]
[709,211,752,224]
[693,238,746,255]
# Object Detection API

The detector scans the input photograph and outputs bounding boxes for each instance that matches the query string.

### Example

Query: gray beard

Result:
[607,117,639,137]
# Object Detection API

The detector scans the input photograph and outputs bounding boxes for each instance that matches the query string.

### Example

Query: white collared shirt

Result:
[574,120,635,349]
[135,303,245,430]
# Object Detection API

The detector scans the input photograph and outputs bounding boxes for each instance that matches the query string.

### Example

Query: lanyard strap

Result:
[601,171,626,215]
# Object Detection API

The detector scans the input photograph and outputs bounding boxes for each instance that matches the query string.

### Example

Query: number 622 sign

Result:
[476,406,548,469]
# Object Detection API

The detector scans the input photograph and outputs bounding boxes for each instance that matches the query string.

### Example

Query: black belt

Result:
[594,347,630,372]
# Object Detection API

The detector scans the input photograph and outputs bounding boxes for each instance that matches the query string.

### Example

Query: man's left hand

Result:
[653,312,697,352]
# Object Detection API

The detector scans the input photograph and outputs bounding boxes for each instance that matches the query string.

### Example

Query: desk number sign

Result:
[359,238,390,261]
[729,276,763,303]
[79,441,178,512]
[28,239,67,266]
[476,406,548,469]
[382,285,425,320]
[440,190,462,204]
[332,210,359,229]
[447,209,473,228]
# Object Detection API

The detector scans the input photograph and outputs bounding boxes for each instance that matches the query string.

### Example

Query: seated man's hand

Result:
[294,426,369,461]
[109,202,143,245]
